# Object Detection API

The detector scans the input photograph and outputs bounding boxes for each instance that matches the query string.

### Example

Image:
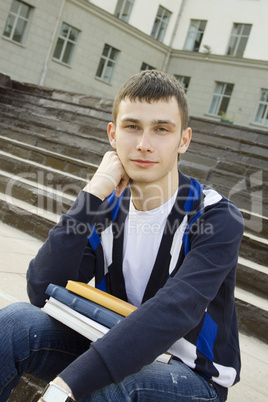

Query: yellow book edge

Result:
[66,281,137,317]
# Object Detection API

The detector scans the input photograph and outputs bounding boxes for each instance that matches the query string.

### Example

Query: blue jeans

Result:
[0,303,220,401]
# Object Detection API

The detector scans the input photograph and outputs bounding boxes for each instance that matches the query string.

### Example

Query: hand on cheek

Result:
[83,151,129,199]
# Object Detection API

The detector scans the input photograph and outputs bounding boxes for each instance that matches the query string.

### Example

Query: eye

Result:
[156,126,168,133]
[127,124,139,130]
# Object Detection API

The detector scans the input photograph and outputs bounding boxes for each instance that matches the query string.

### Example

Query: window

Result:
[3,0,32,44]
[174,75,191,93]
[114,0,134,23]
[226,23,252,57]
[151,6,171,42]
[53,23,79,65]
[254,89,268,127]
[141,62,156,71]
[208,82,234,116]
[96,44,119,83]
[184,20,207,52]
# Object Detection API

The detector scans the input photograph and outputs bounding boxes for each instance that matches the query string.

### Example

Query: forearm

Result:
[27,191,102,307]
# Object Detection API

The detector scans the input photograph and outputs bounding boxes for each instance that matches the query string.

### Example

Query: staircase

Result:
[0,73,267,344]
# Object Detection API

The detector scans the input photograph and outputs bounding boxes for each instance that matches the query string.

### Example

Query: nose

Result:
[136,131,153,152]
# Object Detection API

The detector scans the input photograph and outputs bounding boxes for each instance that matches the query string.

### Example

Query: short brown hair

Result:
[112,70,189,130]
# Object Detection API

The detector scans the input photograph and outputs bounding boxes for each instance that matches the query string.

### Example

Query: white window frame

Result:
[226,23,252,57]
[114,0,135,23]
[53,22,79,66]
[208,82,234,116]
[3,0,32,44]
[96,44,119,83]
[254,89,268,127]
[183,19,207,52]
[174,75,191,93]
[151,6,171,42]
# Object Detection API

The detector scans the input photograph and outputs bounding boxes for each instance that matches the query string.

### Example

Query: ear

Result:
[178,127,192,155]
[107,122,117,149]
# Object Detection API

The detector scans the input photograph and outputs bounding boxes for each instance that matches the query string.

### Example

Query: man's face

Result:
[108,97,191,190]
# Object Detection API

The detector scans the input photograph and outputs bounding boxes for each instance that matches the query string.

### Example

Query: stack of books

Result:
[42,281,172,364]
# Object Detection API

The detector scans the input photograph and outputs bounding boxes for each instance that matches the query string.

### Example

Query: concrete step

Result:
[0,136,99,177]
[0,121,112,164]
[190,117,268,147]
[0,81,113,116]
[236,256,267,299]
[239,231,268,268]
[0,150,89,195]
[235,286,268,344]
[188,139,267,170]
[0,170,75,216]
[0,105,109,140]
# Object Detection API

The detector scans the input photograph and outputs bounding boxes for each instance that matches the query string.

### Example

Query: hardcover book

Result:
[43,282,172,364]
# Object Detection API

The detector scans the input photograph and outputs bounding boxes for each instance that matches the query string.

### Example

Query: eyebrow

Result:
[152,119,176,127]
[121,117,176,127]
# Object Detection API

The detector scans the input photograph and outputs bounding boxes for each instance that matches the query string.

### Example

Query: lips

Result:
[131,159,157,167]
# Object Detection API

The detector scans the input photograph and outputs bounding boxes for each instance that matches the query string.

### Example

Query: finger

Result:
[115,173,129,197]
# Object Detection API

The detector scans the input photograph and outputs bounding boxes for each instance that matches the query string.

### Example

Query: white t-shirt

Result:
[123,190,178,306]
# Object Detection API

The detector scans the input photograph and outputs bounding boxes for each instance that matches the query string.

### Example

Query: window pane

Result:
[60,23,69,38]
[110,48,118,61]
[157,6,164,18]
[69,27,79,42]
[12,18,27,42]
[225,84,234,96]
[227,23,251,57]
[123,1,134,22]
[3,15,15,37]
[114,0,124,17]
[214,82,224,94]
[157,26,166,42]
[102,44,110,57]
[227,36,237,56]
[255,104,268,125]
[219,96,230,115]
[200,20,207,31]
[103,60,114,82]
[62,42,74,64]
[53,38,64,59]
[151,20,160,38]
[261,90,268,102]
[20,3,30,18]
[184,20,206,51]
[151,6,171,41]
[141,62,155,70]
[236,37,247,58]
[242,24,252,35]
[11,0,20,14]
[96,58,105,78]
[209,95,220,115]
[233,23,242,35]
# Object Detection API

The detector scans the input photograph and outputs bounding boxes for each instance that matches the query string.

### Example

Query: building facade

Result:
[0,0,267,129]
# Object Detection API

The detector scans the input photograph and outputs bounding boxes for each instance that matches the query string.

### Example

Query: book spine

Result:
[66,281,137,316]
[46,284,123,329]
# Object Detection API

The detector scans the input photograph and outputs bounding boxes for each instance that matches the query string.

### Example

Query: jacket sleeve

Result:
[26,191,103,307]
[59,199,244,400]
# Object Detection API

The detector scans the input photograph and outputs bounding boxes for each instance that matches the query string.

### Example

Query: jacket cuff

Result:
[59,346,113,400]
[66,191,103,224]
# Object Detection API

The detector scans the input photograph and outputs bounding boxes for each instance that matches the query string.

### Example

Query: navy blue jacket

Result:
[27,171,244,401]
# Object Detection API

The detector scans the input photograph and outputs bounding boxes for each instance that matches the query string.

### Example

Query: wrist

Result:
[41,379,75,402]
[83,181,105,200]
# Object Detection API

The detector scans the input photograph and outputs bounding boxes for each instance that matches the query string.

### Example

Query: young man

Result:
[0,70,244,401]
